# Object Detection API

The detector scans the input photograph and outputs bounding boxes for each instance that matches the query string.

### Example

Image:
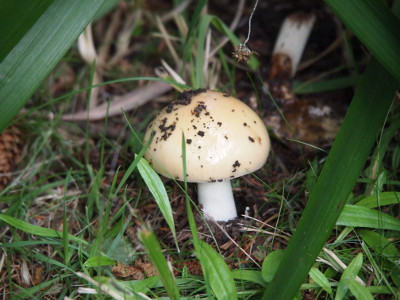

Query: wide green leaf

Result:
[337,205,400,231]
[335,253,363,300]
[261,250,285,283]
[358,230,400,264]
[324,0,400,83]
[139,228,180,300]
[137,157,177,246]
[83,255,116,268]
[231,270,266,287]
[309,267,333,297]
[0,0,107,133]
[355,192,400,208]
[0,1,53,61]
[197,240,238,300]
[344,279,374,300]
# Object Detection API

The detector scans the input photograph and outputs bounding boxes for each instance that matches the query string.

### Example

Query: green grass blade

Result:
[195,15,213,88]
[32,252,73,271]
[63,169,72,266]
[0,0,107,133]
[262,55,399,299]
[139,228,180,300]
[0,214,88,245]
[197,240,238,300]
[361,242,398,292]
[13,275,71,299]
[324,0,400,82]
[293,76,357,94]
[180,132,213,298]
[180,132,200,253]
[0,240,61,248]
[137,157,178,249]
[183,0,208,62]
[337,205,400,231]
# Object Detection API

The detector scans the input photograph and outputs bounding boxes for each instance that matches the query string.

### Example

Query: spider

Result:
[232,44,258,63]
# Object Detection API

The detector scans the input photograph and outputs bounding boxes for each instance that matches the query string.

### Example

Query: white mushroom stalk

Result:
[197,181,236,221]
[270,11,316,78]
[143,89,270,222]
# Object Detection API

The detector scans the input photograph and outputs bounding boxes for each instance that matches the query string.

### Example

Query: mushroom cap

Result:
[143,89,270,182]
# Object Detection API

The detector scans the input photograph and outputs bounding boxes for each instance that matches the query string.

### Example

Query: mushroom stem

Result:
[197,181,237,221]
[270,11,316,78]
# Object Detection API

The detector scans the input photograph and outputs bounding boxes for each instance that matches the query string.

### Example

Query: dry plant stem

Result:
[271,12,316,77]
[197,181,237,222]
[204,29,212,85]
[173,14,188,38]
[208,59,221,90]
[90,71,102,109]
[240,215,292,237]
[98,6,122,64]
[156,15,180,66]
[108,10,142,67]
[160,0,193,23]
[155,59,186,92]
[62,81,172,121]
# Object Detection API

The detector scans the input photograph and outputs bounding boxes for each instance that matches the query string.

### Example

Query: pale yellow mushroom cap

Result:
[143,89,270,182]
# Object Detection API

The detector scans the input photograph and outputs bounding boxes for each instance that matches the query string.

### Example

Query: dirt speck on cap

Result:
[166,88,207,113]
[232,160,241,168]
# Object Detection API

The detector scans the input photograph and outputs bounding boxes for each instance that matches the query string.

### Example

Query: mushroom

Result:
[143,89,270,222]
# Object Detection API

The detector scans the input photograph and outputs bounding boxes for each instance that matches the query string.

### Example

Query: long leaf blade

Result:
[0,214,88,245]
[355,192,400,208]
[335,253,363,300]
[137,157,177,246]
[337,205,400,231]
[197,240,238,300]
[0,0,106,133]
[324,0,400,82]
[139,228,180,300]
